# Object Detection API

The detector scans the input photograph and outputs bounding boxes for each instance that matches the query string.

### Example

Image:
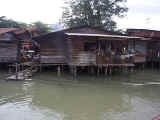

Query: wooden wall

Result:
[147,40,160,62]
[68,36,97,65]
[35,32,70,64]
[35,27,134,66]
[68,36,134,66]
[0,42,18,63]
[0,33,18,63]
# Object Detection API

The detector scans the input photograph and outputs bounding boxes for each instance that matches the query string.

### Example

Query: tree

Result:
[62,0,128,31]
[31,21,52,35]
[0,17,52,35]
[0,16,28,28]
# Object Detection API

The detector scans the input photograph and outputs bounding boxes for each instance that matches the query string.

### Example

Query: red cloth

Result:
[24,56,29,61]
[25,44,30,50]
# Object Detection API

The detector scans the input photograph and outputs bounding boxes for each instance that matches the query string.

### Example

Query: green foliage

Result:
[31,21,52,35]
[0,17,52,35]
[0,16,28,28]
[62,0,128,31]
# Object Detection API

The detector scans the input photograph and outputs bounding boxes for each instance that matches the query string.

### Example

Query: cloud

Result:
[115,0,160,30]
[127,0,160,16]
[0,0,64,23]
[0,0,159,30]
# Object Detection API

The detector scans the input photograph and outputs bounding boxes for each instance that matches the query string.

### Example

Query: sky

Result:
[0,0,160,30]
[117,0,160,30]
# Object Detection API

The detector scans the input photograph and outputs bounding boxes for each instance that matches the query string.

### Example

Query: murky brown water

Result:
[0,70,160,120]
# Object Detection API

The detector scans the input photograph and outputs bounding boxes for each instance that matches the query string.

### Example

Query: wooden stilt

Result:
[109,66,112,75]
[152,61,154,70]
[120,66,122,73]
[88,66,90,74]
[73,66,77,79]
[97,66,100,76]
[125,66,128,73]
[142,63,145,71]
[91,66,94,74]
[105,66,108,75]
[15,63,18,80]
[61,65,64,74]
[22,64,24,80]
[119,66,122,73]
[8,65,12,75]
[57,65,61,77]
[40,63,42,72]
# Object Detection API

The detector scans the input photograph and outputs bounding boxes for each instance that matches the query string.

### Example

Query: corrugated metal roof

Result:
[65,33,143,40]
[0,28,18,34]
[15,27,37,34]
[0,27,37,35]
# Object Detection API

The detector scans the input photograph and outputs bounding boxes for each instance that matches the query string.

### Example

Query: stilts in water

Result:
[7,36,40,81]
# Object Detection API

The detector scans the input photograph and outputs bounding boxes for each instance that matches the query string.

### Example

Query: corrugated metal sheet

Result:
[65,33,143,40]
[0,27,37,35]
[0,28,18,34]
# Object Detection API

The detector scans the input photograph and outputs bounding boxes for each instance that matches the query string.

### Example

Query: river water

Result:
[0,70,160,120]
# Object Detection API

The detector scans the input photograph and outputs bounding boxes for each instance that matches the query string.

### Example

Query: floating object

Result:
[146,82,160,85]
[122,82,145,86]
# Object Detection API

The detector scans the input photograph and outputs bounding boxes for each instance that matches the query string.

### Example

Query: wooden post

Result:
[130,66,133,73]
[97,66,100,76]
[74,66,77,78]
[152,61,154,70]
[109,66,112,75]
[8,65,12,75]
[57,65,61,77]
[125,66,128,73]
[105,66,108,75]
[73,66,77,79]
[61,65,64,74]
[91,66,94,74]
[22,63,25,80]
[120,66,122,73]
[105,67,107,75]
[39,62,42,72]
[142,63,145,71]
[88,66,90,74]
[16,63,18,80]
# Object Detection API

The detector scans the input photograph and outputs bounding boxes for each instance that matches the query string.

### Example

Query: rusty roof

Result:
[0,28,18,34]
[65,33,144,40]
[0,27,37,35]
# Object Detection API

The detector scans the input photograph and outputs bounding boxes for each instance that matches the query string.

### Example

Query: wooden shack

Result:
[63,26,142,67]
[34,26,111,65]
[34,31,69,65]
[65,33,141,67]
[35,26,143,75]
[0,28,39,64]
[0,28,19,63]
[127,29,160,66]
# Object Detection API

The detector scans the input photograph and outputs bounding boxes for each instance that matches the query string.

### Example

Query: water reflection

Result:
[0,70,160,120]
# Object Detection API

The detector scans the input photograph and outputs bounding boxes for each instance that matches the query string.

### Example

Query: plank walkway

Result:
[7,68,32,80]
[7,63,38,80]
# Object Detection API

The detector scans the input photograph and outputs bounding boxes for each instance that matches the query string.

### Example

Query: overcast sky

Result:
[117,0,160,30]
[0,0,160,30]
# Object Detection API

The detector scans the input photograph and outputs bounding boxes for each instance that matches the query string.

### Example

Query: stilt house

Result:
[127,29,160,64]
[0,28,19,63]
[0,28,39,64]
[35,26,143,67]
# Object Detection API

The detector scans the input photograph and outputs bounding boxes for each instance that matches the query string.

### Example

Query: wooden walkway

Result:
[7,70,30,80]
[7,62,39,80]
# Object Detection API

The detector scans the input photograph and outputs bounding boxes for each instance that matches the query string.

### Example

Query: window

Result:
[84,42,96,51]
